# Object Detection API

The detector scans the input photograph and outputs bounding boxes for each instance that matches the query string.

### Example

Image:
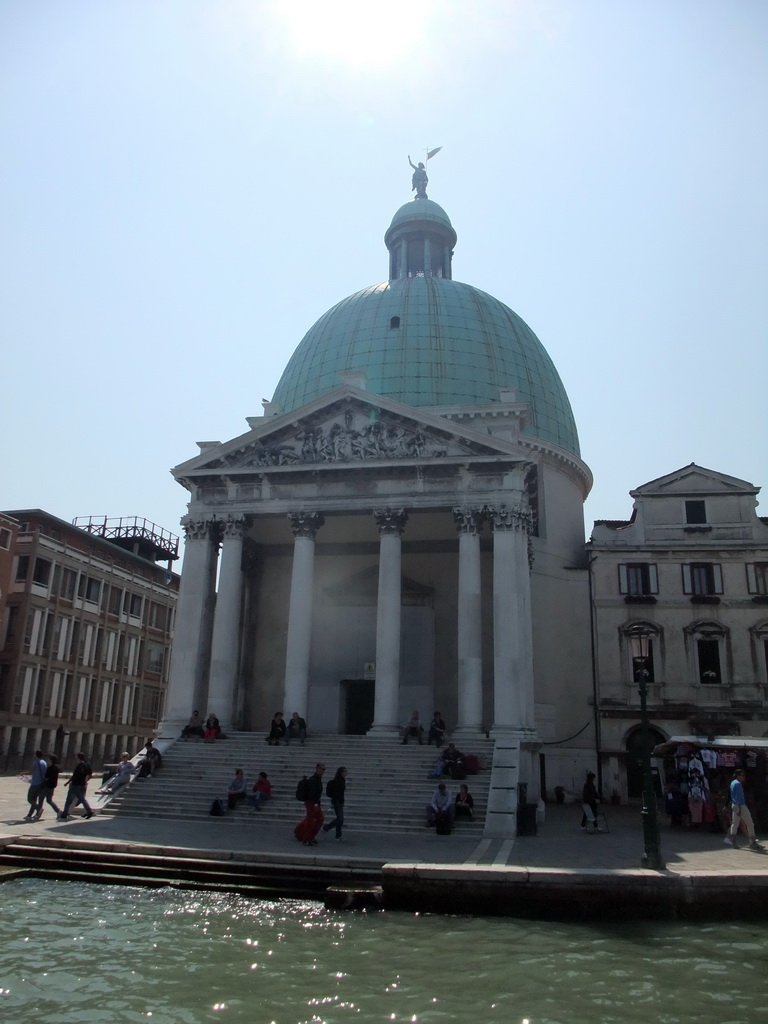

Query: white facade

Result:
[162,386,595,802]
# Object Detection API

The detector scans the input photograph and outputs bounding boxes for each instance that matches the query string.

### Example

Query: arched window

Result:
[622,621,662,684]
[389,316,400,329]
[750,620,768,687]
[684,620,728,686]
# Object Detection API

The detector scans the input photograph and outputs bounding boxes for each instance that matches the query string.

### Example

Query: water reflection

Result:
[1,878,767,1024]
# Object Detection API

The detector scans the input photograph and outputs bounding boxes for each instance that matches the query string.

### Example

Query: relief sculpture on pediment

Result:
[212,412,466,469]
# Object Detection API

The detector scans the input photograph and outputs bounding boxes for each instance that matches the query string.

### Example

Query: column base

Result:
[366,725,401,739]
[451,726,486,744]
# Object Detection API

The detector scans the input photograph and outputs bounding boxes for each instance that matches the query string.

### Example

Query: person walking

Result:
[581,772,600,832]
[323,767,348,841]
[22,749,47,820]
[294,763,325,846]
[60,752,94,820]
[724,769,763,851]
[38,754,62,820]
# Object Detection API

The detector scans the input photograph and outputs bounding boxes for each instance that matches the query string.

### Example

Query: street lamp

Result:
[632,628,665,871]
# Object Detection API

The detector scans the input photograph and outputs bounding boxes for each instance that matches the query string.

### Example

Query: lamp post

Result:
[635,629,665,870]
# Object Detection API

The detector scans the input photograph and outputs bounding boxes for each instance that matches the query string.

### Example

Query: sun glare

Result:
[269,0,432,70]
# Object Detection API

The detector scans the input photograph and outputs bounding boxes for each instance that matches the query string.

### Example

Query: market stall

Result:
[652,736,768,833]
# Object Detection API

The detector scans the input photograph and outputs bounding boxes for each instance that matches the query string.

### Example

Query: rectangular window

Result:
[59,568,77,601]
[32,558,52,587]
[140,686,162,722]
[109,586,123,616]
[123,592,142,618]
[23,610,40,654]
[0,527,11,549]
[15,555,29,582]
[5,605,19,645]
[148,602,170,632]
[145,641,165,675]
[682,562,723,596]
[698,639,721,684]
[747,563,768,596]
[619,563,659,596]
[65,620,80,663]
[77,574,101,604]
[685,500,707,524]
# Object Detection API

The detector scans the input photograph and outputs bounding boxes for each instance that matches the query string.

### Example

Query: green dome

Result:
[271,276,580,456]
[385,198,457,240]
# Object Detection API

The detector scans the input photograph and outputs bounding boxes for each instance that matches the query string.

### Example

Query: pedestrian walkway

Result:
[2,773,765,877]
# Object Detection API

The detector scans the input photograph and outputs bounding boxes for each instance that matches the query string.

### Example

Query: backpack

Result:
[325,778,336,800]
[209,798,226,816]
[296,776,309,801]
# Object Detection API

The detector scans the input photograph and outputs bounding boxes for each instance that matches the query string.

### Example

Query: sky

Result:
[1,0,766,551]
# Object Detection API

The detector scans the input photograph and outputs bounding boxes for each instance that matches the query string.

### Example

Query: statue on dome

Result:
[408,156,428,199]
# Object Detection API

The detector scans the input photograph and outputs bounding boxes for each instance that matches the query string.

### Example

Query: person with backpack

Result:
[294,763,325,846]
[37,754,61,821]
[59,752,94,820]
[322,767,348,841]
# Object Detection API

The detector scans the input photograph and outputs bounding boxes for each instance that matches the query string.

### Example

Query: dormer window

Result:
[389,316,400,329]
[685,500,707,524]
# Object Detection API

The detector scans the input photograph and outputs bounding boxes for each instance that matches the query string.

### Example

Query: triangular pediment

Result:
[174,386,526,478]
[631,463,758,498]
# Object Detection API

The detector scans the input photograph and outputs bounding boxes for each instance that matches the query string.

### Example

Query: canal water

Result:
[2,878,767,1024]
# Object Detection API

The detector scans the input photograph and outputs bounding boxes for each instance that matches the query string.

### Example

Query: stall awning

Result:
[652,735,768,756]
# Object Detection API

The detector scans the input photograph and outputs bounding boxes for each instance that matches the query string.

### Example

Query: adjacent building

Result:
[0,511,179,771]
[589,464,768,801]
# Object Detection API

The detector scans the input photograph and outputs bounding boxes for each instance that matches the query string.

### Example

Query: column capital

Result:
[373,507,408,536]
[453,506,485,535]
[220,514,249,541]
[182,517,217,542]
[287,511,325,539]
[487,504,533,533]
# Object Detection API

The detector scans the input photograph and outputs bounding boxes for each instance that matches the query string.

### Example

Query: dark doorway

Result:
[625,726,665,799]
[342,679,375,734]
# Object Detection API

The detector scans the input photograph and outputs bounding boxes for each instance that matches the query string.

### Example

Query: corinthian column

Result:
[453,507,485,737]
[283,511,324,718]
[368,508,408,735]
[489,504,535,734]
[160,517,219,735]
[207,515,248,731]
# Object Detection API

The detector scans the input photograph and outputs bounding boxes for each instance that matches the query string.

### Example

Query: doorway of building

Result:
[341,679,375,734]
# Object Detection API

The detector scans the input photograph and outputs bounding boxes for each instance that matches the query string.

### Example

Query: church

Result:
[160,172,596,808]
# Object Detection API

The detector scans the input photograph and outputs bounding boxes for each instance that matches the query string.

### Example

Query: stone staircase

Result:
[100,733,496,835]
[0,834,381,897]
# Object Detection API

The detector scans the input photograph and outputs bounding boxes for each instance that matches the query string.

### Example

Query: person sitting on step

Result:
[454,783,474,821]
[227,768,248,810]
[427,711,447,748]
[267,711,287,745]
[402,710,424,745]
[247,771,272,811]
[286,712,307,744]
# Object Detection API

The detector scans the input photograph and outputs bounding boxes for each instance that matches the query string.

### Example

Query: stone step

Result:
[0,837,380,894]
[105,733,494,834]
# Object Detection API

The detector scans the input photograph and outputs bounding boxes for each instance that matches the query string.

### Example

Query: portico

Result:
[163,388,543,747]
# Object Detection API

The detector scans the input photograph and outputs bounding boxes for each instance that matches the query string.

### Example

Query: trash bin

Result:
[516,802,537,836]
